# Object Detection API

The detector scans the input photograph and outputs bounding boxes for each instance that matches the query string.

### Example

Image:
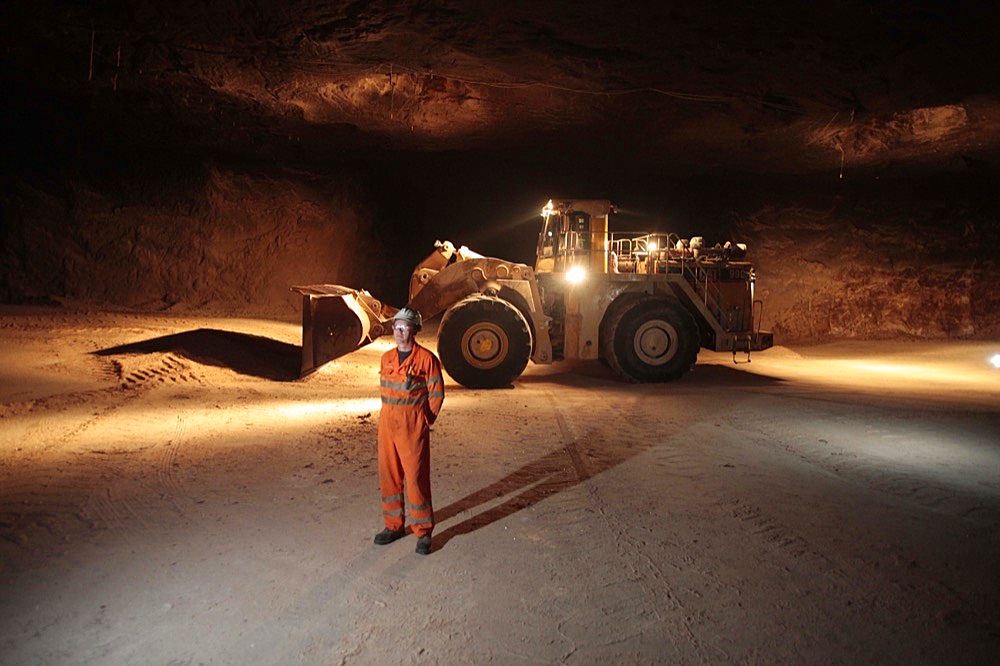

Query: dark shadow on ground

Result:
[431,433,654,551]
[94,329,301,381]
[516,357,788,389]
[665,362,788,388]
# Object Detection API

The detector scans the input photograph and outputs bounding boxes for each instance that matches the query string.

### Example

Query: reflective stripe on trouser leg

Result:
[406,498,434,533]
[400,433,433,537]
[378,425,405,532]
[381,493,404,528]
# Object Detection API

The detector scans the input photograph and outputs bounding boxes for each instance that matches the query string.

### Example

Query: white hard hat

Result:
[393,307,423,330]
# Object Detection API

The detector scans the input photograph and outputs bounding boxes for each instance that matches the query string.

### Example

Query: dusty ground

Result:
[1,307,998,664]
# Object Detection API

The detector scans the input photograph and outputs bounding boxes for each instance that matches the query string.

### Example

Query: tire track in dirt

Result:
[79,353,204,529]
[152,410,391,664]
[676,408,859,605]
[81,464,149,533]
[1,390,147,551]
[156,414,186,496]
[1,352,205,553]
[539,388,710,658]
[0,353,200,454]
[546,392,589,481]
[709,483,984,643]
[736,405,1000,527]
[113,353,205,391]
[705,409,991,642]
[715,492,851,586]
[79,408,195,536]
[230,548,430,663]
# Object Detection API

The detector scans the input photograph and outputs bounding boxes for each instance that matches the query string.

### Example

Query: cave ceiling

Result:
[5,0,1000,177]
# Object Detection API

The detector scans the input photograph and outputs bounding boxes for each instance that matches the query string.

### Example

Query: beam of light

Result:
[712,342,1000,410]
[272,398,382,419]
[761,408,1000,491]
[835,359,996,387]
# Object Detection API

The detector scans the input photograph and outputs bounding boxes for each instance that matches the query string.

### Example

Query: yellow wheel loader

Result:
[292,199,773,387]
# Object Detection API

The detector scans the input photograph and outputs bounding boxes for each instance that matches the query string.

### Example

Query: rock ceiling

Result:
[5,1,1000,174]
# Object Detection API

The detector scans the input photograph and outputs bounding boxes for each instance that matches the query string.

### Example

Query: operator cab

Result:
[535,199,614,275]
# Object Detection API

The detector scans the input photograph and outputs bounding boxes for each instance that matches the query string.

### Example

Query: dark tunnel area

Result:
[2,0,1000,339]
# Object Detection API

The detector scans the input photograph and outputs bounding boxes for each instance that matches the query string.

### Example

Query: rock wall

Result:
[2,166,391,318]
[742,197,999,342]
[3,162,998,343]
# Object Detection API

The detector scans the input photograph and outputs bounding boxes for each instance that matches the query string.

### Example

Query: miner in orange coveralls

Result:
[373,307,445,555]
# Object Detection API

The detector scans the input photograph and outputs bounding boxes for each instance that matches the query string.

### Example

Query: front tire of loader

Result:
[603,296,699,383]
[438,295,533,389]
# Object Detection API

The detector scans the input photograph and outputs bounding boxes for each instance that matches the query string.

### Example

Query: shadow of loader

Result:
[94,329,301,381]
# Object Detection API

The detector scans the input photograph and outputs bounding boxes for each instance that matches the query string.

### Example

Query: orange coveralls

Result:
[378,342,445,537]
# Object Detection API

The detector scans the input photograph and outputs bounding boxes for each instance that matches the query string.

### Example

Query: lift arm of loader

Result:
[406,245,553,365]
[291,240,551,378]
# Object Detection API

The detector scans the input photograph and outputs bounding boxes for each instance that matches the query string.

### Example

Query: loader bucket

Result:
[291,285,398,376]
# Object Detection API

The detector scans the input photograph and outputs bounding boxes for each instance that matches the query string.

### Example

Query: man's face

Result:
[393,321,416,347]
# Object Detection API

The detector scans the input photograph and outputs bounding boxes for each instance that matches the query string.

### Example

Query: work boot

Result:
[373,527,405,545]
[415,535,432,555]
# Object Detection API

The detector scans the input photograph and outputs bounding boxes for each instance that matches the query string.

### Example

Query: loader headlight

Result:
[566,266,586,284]
[990,353,1000,369]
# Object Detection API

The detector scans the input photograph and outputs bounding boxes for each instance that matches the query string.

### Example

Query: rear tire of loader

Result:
[603,297,699,383]
[438,295,533,389]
